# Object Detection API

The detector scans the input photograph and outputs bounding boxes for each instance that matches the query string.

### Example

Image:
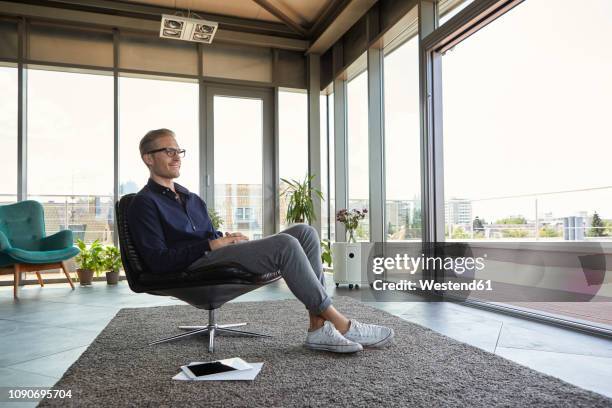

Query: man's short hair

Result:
[139,128,175,156]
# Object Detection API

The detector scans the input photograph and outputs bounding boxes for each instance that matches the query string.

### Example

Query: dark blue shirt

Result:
[127,178,222,274]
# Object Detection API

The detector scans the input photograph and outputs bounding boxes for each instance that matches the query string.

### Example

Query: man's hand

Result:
[208,232,249,251]
[224,231,249,240]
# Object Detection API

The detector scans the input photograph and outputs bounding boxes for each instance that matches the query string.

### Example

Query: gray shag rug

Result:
[39,297,612,407]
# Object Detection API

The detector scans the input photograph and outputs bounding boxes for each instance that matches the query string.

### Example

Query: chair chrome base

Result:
[149,309,271,352]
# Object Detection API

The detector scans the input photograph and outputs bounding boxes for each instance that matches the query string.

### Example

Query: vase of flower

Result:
[336,208,367,243]
[332,208,368,289]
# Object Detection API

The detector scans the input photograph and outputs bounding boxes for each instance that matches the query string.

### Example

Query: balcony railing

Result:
[445,186,612,241]
[1,194,115,245]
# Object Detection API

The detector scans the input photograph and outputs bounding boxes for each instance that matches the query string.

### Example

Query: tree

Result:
[405,208,422,239]
[496,216,527,224]
[539,225,561,238]
[387,221,395,236]
[502,229,530,238]
[495,215,528,238]
[590,212,607,237]
[451,226,470,239]
[411,208,422,230]
[473,216,485,233]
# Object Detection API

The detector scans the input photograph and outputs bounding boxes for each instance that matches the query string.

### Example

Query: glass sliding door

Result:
[0,65,17,205]
[346,66,370,241]
[206,87,273,240]
[327,93,335,242]
[319,93,329,241]
[383,34,421,242]
[278,89,308,231]
[27,68,114,244]
[438,0,612,331]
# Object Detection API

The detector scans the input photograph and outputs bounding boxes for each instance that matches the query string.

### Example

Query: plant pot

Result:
[105,270,119,285]
[76,268,94,286]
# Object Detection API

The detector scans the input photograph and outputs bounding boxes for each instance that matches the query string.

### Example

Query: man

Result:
[127,128,394,353]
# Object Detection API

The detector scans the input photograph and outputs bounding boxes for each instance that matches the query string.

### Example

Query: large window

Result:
[0,65,17,205]
[346,69,370,241]
[327,93,335,242]
[319,91,336,243]
[319,94,329,239]
[442,0,612,243]
[278,89,308,231]
[439,0,612,331]
[320,93,329,241]
[439,0,475,25]
[119,76,199,196]
[383,35,421,241]
[27,68,113,244]
[213,95,263,240]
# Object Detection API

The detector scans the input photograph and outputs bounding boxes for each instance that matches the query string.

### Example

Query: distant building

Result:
[41,198,113,244]
[215,183,263,239]
[563,216,585,240]
[385,199,418,229]
[445,198,473,225]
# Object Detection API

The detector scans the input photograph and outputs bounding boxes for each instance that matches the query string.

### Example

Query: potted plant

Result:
[280,174,324,224]
[209,208,224,230]
[336,208,368,243]
[321,239,333,268]
[101,245,122,285]
[75,239,103,286]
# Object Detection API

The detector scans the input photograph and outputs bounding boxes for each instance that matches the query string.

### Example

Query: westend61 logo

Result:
[370,254,493,292]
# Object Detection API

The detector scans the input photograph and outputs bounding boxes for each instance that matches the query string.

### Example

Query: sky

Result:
[347,71,370,203]
[383,37,420,202]
[214,95,263,185]
[1,0,611,221]
[338,0,612,221]
[441,0,612,219]
[0,70,307,199]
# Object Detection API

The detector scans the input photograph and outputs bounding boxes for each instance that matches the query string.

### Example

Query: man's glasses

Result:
[146,148,186,158]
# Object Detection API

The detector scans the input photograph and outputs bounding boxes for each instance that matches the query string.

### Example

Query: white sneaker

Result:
[304,321,363,353]
[342,319,395,348]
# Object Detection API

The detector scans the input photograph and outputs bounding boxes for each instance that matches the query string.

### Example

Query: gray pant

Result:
[187,224,332,314]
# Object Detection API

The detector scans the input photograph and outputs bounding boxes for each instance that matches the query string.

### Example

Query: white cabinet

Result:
[331,242,372,289]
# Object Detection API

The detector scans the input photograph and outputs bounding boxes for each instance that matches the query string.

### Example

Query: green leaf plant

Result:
[280,174,324,224]
[75,239,104,277]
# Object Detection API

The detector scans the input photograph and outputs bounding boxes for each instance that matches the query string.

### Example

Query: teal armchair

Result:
[0,200,79,298]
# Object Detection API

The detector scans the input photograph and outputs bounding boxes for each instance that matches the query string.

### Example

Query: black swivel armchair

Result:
[115,194,281,352]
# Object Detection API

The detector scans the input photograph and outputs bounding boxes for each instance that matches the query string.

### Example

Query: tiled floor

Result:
[1,275,611,407]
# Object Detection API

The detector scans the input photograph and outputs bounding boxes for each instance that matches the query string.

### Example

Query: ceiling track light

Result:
[160,14,218,44]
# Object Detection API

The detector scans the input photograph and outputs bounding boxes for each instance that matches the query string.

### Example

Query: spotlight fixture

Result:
[159,14,218,44]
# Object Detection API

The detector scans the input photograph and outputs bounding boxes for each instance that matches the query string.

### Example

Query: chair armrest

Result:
[39,230,74,251]
[0,231,11,251]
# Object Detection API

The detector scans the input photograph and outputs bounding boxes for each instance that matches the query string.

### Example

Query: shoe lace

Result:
[352,320,372,338]
[323,322,342,341]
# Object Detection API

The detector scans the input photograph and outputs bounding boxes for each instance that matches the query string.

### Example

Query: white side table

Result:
[331,242,372,289]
